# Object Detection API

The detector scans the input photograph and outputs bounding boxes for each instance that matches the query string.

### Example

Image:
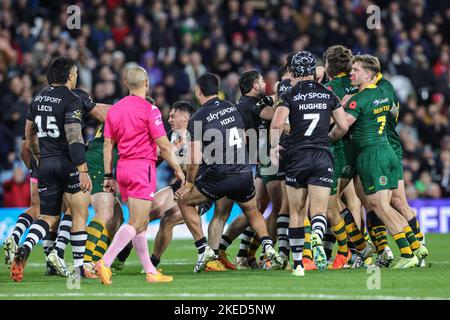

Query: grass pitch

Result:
[1,234,450,300]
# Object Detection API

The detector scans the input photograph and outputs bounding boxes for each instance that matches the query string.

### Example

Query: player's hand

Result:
[174,168,186,185]
[270,145,282,167]
[79,172,92,193]
[174,182,193,202]
[103,177,116,193]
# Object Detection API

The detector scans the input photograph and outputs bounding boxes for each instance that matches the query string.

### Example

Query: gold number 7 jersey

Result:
[344,84,395,152]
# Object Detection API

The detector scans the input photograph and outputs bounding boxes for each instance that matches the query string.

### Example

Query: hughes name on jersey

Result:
[279,80,340,153]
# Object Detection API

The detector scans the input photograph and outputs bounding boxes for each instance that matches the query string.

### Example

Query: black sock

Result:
[55,214,72,259]
[71,231,87,268]
[260,236,273,253]
[117,241,133,262]
[22,219,50,253]
[289,227,305,268]
[311,214,327,240]
[43,231,57,257]
[219,235,232,251]
[11,213,34,244]
[150,254,160,267]
[277,214,290,257]
[195,237,208,254]
[237,228,255,257]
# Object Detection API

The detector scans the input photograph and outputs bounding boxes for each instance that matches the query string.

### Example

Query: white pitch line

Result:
[0,292,449,300]
[23,260,450,268]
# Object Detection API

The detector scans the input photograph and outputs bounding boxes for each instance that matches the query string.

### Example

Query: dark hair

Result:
[47,57,76,85]
[197,73,219,96]
[239,70,261,95]
[277,65,289,81]
[323,45,353,78]
[172,100,194,116]
[286,52,296,70]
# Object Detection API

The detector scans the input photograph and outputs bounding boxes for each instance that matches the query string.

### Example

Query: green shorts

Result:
[256,162,284,185]
[341,139,357,180]
[86,147,118,195]
[331,145,345,196]
[390,140,404,181]
[356,144,398,195]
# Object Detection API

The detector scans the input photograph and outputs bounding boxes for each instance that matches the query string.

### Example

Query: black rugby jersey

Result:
[187,97,251,175]
[27,86,84,158]
[279,80,340,152]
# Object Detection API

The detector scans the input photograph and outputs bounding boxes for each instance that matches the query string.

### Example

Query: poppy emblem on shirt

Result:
[327,86,333,91]
[349,101,357,109]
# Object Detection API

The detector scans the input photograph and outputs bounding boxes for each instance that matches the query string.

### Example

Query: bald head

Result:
[126,66,149,91]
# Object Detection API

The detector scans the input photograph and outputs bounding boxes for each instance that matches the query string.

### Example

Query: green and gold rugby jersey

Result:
[325,73,358,149]
[345,84,395,152]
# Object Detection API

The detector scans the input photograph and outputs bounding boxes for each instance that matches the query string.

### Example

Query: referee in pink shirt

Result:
[95,66,185,285]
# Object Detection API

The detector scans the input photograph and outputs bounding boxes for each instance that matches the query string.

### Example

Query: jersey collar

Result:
[375,72,383,84]
[202,96,220,108]
[334,72,347,79]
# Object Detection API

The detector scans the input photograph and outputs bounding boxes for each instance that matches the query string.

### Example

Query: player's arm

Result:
[185,140,202,184]
[20,139,31,169]
[155,135,185,184]
[329,107,350,141]
[252,96,275,121]
[88,103,110,123]
[103,136,116,193]
[65,101,92,192]
[270,105,290,165]
[25,119,39,162]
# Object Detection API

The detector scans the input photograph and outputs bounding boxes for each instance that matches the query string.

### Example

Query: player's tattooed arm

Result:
[65,122,84,145]
[25,119,40,161]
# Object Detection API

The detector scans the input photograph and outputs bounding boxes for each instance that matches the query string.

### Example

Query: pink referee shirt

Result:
[104,95,166,161]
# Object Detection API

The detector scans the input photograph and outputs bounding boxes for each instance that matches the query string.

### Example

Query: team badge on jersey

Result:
[379,176,387,186]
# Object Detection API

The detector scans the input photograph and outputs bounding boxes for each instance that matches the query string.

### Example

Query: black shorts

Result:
[38,156,81,216]
[285,149,334,189]
[195,170,255,203]
[170,179,212,216]
[30,154,39,181]
[278,147,289,178]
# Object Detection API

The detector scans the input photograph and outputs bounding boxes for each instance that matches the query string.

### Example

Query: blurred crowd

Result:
[1,0,450,206]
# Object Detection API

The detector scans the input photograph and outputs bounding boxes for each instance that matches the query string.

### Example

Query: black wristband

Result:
[104,173,113,178]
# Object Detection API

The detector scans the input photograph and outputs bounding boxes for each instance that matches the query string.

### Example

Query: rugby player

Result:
[271,51,349,275]
[11,57,94,281]
[175,73,283,273]
[373,70,427,267]
[329,54,422,268]
[215,70,279,270]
